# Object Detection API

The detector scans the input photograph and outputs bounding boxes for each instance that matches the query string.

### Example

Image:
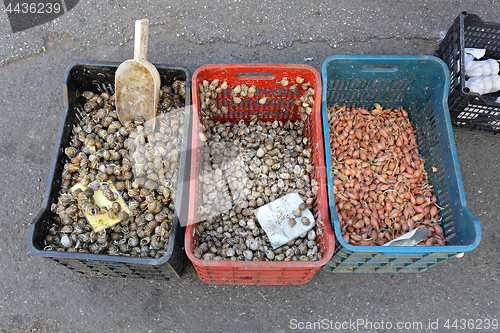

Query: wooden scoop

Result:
[115,19,160,132]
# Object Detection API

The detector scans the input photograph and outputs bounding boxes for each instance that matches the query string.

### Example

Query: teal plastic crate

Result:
[321,55,481,273]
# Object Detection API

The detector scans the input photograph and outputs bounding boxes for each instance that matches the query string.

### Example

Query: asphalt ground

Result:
[0,1,499,332]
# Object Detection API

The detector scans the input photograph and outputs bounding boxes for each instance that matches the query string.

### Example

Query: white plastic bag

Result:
[464,48,500,77]
[466,74,500,95]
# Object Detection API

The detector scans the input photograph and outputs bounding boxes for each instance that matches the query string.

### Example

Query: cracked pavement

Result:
[0,0,499,332]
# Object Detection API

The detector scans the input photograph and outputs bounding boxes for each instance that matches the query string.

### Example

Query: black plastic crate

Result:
[435,11,500,135]
[27,61,191,279]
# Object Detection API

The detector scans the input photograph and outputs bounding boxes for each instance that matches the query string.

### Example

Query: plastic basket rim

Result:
[63,60,191,81]
[27,60,190,267]
[185,223,334,268]
[457,11,500,107]
[186,62,335,270]
[192,62,322,74]
[321,54,482,254]
[28,209,180,266]
[322,54,451,72]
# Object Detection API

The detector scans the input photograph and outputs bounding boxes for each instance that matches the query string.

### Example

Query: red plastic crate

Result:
[185,63,335,285]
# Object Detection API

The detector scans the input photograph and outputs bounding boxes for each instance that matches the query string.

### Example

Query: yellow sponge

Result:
[70,181,131,232]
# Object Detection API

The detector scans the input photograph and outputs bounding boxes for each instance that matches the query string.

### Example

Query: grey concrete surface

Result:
[0,1,499,332]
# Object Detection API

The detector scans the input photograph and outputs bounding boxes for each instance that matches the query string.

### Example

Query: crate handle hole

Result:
[361,64,398,72]
[236,72,276,80]
[238,276,254,280]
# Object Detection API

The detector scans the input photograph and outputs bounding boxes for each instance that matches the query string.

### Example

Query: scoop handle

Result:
[134,19,149,61]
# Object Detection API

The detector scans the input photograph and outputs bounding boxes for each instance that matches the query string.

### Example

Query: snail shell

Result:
[60,235,74,248]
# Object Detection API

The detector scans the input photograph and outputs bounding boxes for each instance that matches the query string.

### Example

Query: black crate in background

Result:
[435,11,500,135]
[28,61,191,279]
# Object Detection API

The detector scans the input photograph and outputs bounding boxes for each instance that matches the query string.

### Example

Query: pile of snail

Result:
[44,81,187,258]
[192,112,325,261]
